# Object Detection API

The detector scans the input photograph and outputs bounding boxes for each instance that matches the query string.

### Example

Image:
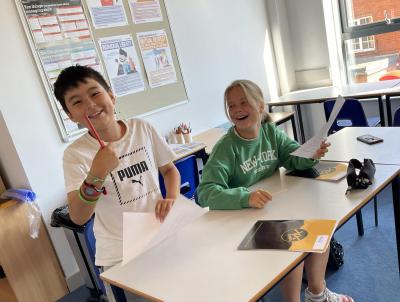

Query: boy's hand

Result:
[312,139,331,159]
[90,142,119,179]
[249,190,272,209]
[155,198,175,222]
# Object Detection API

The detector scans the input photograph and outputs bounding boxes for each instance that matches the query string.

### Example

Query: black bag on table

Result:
[346,158,375,194]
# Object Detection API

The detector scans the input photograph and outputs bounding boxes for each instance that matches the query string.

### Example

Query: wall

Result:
[0,0,271,289]
[267,0,331,137]
[266,0,296,95]
[287,0,330,72]
[268,0,331,92]
[144,1,271,132]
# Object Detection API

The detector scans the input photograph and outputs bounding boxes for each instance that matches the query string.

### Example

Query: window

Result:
[351,17,375,53]
[339,0,400,83]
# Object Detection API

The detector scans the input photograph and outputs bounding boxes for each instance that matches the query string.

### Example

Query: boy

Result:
[54,65,180,301]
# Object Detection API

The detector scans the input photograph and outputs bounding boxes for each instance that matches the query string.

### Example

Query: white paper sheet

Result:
[123,195,208,264]
[291,95,345,158]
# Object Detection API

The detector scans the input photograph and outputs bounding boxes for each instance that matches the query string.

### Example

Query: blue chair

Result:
[84,217,127,302]
[324,98,380,235]
[159,155,200,200]
[323,98,380,135]
[393,107,400,126]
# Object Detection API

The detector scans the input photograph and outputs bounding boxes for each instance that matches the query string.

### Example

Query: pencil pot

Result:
[175,133,184,144]
[183,133,192,143]
[168,131,177,144]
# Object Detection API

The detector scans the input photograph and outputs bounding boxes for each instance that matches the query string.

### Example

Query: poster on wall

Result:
[56,101,83,134]
[137,29,177,88]
[18,0,105,139]
[99,35,145,97]
[86,0,128,29]
[21,0,90,44]
[128,0,163,24]
[38,40,102,84]
[16,0,188,141]
[38,40,103,135]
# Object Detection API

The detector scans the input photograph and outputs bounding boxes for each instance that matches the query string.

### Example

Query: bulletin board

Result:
[15,0,188,142]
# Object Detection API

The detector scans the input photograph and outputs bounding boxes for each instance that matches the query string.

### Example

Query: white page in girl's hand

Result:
[123,195,208,264]
[290,95,345,158]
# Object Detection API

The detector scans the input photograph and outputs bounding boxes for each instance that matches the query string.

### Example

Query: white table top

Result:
[101,164,399,302]
[171,142,206,161]
[322,127,400,165]
[269,80,400,106]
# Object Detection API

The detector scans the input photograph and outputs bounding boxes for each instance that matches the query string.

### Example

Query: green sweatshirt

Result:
[197,123,316,210]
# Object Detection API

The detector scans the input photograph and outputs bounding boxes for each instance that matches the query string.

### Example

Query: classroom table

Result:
[171,141,207,161]
[101,164,400,301]
[321,126,400,274]
[322,127,400,165]
[268,80,400,143]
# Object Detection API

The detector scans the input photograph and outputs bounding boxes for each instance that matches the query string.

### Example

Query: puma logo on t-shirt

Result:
[131,175,143,186]
[117,160,149,182]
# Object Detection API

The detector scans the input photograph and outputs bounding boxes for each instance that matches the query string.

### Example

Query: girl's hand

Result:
[312,140,331,159]
[155,198,175,222]
[249,190,272,209]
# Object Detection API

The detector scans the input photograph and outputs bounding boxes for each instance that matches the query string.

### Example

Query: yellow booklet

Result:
[287,162,347,182]
[238,219,337,253]
[315,162,347,181]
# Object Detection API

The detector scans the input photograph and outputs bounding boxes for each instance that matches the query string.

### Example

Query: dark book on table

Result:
[238,219,336,253]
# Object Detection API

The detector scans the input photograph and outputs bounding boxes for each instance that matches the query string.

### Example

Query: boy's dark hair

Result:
[53,65,110,113]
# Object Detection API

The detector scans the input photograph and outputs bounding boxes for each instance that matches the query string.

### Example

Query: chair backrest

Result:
[323,98,369,134]
[393,107,400,126]
[159,155,199,199]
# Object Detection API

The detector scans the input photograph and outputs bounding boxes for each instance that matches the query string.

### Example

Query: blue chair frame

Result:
[159,155,200,199]
[393,107,400,126]
[84,217,127,302]
[323,98,380,135]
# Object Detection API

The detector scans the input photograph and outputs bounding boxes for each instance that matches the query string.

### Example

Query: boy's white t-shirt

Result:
[63,118,175,266]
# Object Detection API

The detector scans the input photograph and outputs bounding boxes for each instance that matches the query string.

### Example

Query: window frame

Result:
[350,16,375,53]
[338,0,400,83]
[339,0,400,39]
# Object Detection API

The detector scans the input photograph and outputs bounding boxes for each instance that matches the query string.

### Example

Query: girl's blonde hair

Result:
[223,79,270,123]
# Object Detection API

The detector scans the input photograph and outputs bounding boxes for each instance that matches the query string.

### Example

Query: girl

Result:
[197,80,353,302]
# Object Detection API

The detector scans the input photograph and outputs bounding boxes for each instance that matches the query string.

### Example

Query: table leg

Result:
[391,174,400,275]
[290,115,298,142]
[268,106,273,113]
[378,96,385,127]
[355,211,364,236]
[295,104,305,143]
[386,95,393,126]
